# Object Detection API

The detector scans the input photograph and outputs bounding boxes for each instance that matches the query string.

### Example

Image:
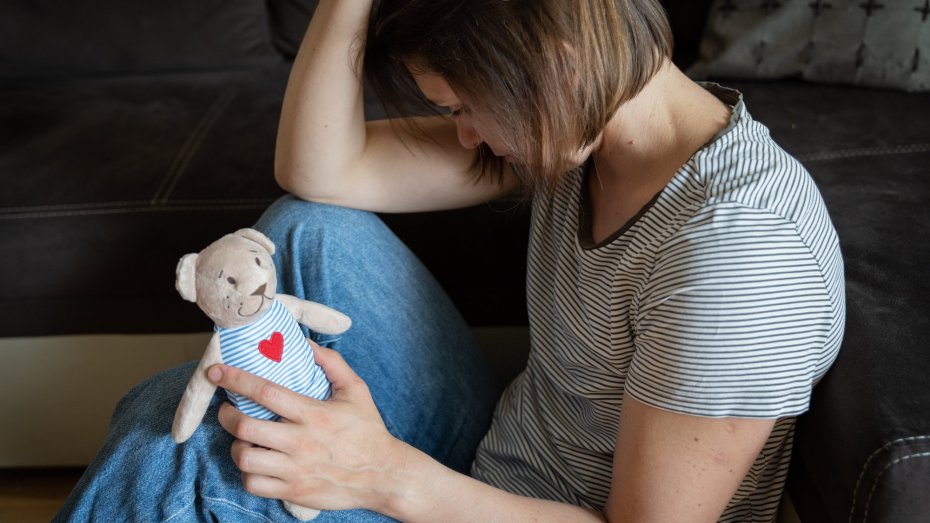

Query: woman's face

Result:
[408,67,598,174]
[409,68,520,163]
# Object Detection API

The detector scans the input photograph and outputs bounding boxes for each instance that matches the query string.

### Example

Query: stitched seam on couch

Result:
[150,87,239,206]
[0,198,276,220]
[848,434,930,523]
[862,452,930,522]
[795,143,930,163]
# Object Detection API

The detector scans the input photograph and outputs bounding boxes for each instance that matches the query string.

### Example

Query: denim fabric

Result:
[55,196,503,522]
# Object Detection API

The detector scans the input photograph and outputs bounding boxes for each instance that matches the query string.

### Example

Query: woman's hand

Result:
[210,341,411,514]
[210,342,614,523]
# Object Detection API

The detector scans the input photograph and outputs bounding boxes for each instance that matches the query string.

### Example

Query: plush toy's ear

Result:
[175,253,199,302]
[235,228,276,255]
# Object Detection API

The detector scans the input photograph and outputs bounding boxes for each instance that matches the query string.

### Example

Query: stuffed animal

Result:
[171,228,351,521]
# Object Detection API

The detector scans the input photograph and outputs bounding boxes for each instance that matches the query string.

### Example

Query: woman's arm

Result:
[605,397,774,522]
[404,398,774,523]
[275,0,517,213]
[209,343,774,522]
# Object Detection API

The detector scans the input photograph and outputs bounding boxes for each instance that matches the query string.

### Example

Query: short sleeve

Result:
[626,204,837,419]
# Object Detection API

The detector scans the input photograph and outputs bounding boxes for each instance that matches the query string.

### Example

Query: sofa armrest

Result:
[789,293,930,523]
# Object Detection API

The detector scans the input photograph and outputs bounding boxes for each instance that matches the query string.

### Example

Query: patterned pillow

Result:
[688,0,930,91]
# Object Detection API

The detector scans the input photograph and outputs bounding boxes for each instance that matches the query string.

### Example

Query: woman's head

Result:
[365,0,673,188]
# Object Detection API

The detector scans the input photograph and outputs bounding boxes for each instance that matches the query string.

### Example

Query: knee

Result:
[253,195,310,241]
[257,196,356,237]
[253,195,393,256]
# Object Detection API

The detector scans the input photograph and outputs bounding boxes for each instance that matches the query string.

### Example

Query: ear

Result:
[235,228,275,255]
[175,253,199,302]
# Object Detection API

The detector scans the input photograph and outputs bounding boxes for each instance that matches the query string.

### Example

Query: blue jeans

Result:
[55,197,503,522]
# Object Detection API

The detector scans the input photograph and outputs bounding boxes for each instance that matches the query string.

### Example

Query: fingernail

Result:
[207,366,223,383]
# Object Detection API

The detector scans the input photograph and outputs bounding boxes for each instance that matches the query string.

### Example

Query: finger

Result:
[241,471,291,500]
[217,402,298,452]
[311,345,369,401]
[230,439,294,478]
[208,364,310,422]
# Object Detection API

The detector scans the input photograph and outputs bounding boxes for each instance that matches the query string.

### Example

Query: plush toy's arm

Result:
[278,294,352,335]
[172,332,223,443]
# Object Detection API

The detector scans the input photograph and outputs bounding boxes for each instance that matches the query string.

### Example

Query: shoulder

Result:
[644,98,845,312]
[696,99,817,218]
[661,95,842,279]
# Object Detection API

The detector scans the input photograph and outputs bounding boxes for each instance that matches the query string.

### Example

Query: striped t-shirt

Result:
[216,299,331,420]
[471,84,845,521]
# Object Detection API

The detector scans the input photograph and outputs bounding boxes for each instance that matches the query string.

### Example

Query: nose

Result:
[251,283,267,297]
[455,119,481,150]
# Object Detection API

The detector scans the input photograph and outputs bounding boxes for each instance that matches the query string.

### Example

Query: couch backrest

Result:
[266,0,319,58]
[0,0,713,78]
[0,0,285,78]
[263,0,716,66]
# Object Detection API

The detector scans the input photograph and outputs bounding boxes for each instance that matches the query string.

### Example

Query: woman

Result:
[56,0,845,521]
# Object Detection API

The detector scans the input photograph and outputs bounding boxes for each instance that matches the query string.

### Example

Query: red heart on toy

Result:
[258,332,284,362]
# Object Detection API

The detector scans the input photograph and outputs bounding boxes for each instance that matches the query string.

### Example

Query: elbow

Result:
[273,150,300,193]
[274,163,298,195]
[273,159,346,205]
[274,157,317,201]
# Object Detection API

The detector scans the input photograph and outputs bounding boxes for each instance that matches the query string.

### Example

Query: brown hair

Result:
[365,0,673,190]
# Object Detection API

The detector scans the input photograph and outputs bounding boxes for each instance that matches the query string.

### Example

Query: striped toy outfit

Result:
[216,299,331,420]
[471,83,845,522]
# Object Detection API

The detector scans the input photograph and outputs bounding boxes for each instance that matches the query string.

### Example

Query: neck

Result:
[591,61,730,191]
[583,61,731,244]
